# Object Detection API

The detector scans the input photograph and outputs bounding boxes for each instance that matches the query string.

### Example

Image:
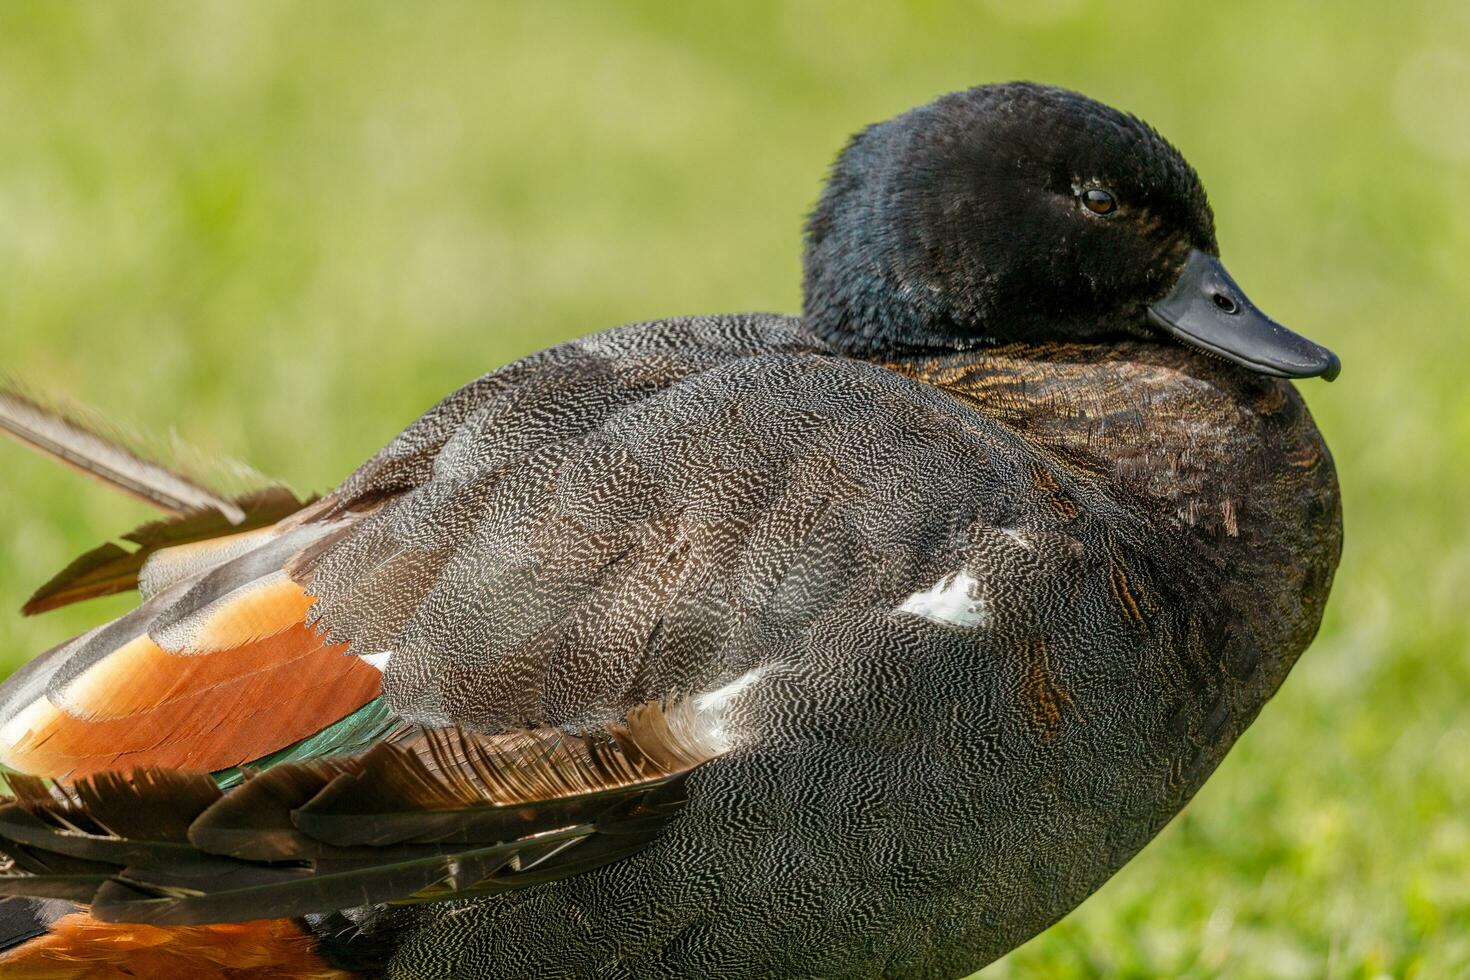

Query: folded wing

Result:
[0,515,383,780]
[0,699,725,924]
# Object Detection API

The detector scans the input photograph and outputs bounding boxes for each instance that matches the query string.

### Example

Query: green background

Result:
[2,2,1466,976]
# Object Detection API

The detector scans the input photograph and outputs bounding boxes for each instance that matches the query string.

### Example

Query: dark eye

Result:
[1081,188,1117,216]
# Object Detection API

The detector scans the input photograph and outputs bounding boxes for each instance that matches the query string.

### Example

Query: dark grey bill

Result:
[1147,248,1340,381]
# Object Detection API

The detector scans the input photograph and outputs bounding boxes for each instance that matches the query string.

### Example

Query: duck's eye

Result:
[1081,188,1117,215]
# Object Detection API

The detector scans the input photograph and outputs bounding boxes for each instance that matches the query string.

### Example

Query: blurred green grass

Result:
[1,2,1466,975]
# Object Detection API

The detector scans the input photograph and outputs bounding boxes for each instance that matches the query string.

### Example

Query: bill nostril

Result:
[1211,291,1240,315]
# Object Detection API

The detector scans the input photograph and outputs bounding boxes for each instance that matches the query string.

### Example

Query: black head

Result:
[803,83,1338,380]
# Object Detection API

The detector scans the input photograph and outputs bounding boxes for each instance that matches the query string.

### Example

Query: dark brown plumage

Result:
[0,82,1340,977]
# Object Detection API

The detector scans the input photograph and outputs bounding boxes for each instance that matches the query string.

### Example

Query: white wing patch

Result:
[359,651,394,672]
[896,571,989,628]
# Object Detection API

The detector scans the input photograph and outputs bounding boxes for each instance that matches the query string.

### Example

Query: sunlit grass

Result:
[1,2,1466,975]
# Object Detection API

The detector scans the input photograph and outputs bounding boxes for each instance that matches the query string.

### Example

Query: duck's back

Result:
[283,314,1337,977]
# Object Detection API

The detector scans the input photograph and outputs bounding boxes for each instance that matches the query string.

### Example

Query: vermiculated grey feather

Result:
[294,313,1338,977]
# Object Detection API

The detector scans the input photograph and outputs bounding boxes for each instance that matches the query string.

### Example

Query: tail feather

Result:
[0,375,313,617]
[0,380,262,521]
[24,487,311,617]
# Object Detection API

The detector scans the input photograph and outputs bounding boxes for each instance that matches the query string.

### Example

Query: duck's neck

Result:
[800,291,1141,360]
[879,338,1341,701]
[801,278,992,357]
[881,341,1290,538]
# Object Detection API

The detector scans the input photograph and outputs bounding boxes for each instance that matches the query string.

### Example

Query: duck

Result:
[0,81,1341,978]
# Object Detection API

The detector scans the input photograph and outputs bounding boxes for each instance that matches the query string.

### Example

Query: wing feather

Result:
[0,514,383,781]
[0,700,726,926]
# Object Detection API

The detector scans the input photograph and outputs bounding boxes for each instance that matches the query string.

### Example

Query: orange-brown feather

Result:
[0,912,350,979]
[163,573,320,654]
[0,567,385,781]
[55,624,350,721]
[1,643,379,781]
[0,638,378,780]
[0,580,382,780]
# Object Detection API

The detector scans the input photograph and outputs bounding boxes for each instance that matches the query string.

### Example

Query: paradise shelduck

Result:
[0,82,1341,978]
